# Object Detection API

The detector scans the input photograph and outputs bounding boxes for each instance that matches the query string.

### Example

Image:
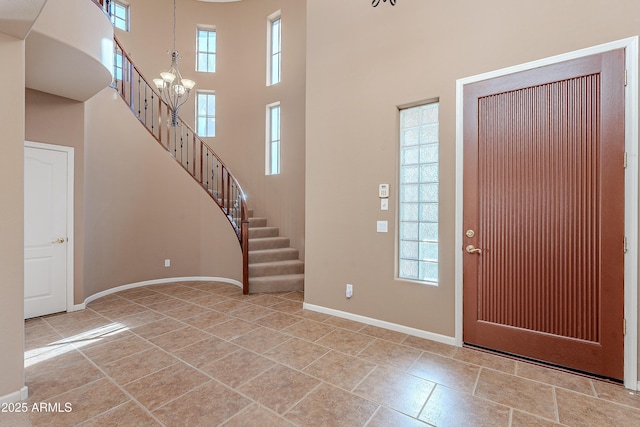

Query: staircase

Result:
[248,214,304,293]
[105,28,303,294]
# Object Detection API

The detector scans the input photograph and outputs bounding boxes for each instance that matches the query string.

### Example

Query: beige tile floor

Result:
[4,281,640,426]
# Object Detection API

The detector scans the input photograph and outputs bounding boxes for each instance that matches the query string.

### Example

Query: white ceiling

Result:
[0,0,48,39]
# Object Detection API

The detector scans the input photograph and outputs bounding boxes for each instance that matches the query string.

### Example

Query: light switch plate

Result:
[381,199,389,211]
[377,221,388,233]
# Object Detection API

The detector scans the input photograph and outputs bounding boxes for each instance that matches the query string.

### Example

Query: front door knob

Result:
[465,245,482,254]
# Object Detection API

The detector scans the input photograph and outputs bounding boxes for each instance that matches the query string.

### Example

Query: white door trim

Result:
[24,141,75,315]
[455,36,639,390]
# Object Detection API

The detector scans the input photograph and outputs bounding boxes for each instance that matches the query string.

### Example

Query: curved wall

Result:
[116,0,307,259]
[26,0,114,101]
[83,88,243,299]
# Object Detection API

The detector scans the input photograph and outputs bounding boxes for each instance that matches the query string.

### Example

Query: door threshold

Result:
[463,343,623,385]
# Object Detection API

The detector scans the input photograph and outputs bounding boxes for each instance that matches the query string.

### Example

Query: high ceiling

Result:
[0,0,47,39]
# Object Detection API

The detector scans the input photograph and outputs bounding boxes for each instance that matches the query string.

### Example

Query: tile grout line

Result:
[415,376,437,422]
[552,386,560,423]
[471,367,482,396]
[72,347,168,427]
[114,303,311,425]
[85,303,263,424]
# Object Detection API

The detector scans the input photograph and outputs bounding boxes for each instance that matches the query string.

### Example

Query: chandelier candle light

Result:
[153,0,195,127]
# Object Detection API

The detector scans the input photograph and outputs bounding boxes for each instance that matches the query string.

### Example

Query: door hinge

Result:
[624,152,628,168]
[624,237,628,253]
[623,318,627,336]
[625,69,628,86]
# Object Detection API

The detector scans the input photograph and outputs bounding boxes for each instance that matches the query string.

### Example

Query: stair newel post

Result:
[241,205,250,295]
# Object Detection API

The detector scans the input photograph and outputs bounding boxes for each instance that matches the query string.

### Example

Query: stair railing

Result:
[111,35,250,294]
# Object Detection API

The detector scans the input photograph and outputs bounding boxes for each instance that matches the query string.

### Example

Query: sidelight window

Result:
[398,101,440,284]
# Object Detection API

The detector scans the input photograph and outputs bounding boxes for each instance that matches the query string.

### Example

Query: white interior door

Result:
[24,144,72,319]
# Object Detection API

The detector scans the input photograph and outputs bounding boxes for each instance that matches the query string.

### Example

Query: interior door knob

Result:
[52,237,65,244]
[465,245,482,254]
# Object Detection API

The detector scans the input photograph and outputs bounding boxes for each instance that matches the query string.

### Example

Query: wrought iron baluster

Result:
[137,74,142,118]
[144,84,148,125]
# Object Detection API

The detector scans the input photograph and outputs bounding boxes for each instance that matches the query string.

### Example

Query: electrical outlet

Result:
[164,259,170,267]
[346,283,353,298]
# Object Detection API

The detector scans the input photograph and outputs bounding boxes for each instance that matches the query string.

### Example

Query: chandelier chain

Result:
[173,0,177,52]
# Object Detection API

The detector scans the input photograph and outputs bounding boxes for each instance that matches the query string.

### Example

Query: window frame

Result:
[110,0,129,32]
[196,27,217,73]
[397,100,440,285]
[266,11,282,86]
[196,91,216,138]
[266,102,281,175]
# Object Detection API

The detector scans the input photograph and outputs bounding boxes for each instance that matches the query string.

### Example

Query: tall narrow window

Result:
[398,102,439,284]
[267,13,281,85]
[196,91,216,137]
[196,28,216,73]
[110,0,129,31]
[267,103,281,175]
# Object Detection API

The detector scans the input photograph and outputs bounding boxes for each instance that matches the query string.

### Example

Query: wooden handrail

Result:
[108,33,250,294]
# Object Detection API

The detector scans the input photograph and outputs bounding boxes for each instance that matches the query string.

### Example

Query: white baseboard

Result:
[302,303,457,347]
[0,386,28,404]
[81,276,242,307]
[69,303,86,312]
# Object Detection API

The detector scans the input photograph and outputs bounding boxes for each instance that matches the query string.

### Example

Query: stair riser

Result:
[249,238,290,251]
[249,276,304,293]
[248,227,280,239]
[249,249,299,264]
[248,218,267,228]
[249,263,304,277]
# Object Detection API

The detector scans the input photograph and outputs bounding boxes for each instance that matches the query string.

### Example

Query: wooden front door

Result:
[463,49,625,380]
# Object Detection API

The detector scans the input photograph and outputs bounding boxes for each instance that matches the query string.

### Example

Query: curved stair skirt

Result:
[71,276,243,311]
[248,215,305,293]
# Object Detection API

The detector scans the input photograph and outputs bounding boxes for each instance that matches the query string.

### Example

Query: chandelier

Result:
[372,0,397,6]
[153,0,195,127]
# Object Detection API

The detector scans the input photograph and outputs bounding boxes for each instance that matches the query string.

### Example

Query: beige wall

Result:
[25,89,86,303]
[0,33,25,398]
[83,88,242,297]
[305,0,640,378]
[117,0,306,258]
